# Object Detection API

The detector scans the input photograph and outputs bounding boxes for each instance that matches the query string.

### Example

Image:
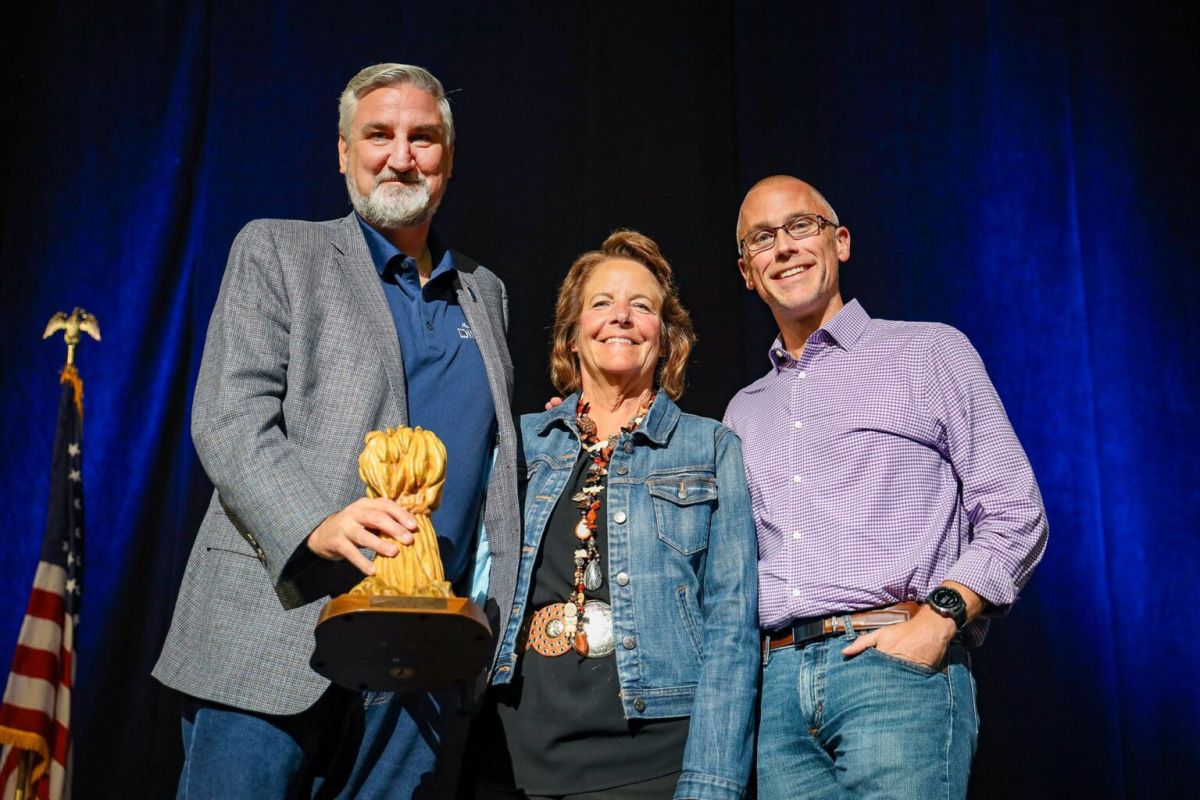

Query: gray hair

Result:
[338,63,454,148]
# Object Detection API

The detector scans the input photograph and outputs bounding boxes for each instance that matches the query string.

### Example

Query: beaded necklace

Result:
[567,394,652,656]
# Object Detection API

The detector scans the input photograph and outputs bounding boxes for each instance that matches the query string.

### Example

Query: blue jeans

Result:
[757,629,978,800]
[177,687,467,799]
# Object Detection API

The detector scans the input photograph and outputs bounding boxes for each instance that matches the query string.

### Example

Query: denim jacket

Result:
[491,390,758,800]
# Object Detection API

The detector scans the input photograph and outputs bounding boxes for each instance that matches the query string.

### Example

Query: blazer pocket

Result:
[648,473,717,555]
[206,508,267,563]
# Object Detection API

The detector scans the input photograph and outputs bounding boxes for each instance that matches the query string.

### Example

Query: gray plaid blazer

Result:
[153,214,521,715]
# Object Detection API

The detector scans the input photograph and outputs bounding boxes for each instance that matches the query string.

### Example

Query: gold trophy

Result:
[311,426,492,691]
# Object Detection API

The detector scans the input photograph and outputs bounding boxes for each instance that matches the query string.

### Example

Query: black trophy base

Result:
[311,594,493,692]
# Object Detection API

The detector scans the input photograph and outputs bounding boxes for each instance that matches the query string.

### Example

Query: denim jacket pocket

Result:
[648,472,717,555]
[675,584,704,657]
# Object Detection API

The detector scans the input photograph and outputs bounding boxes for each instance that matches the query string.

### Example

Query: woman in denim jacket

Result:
[470,231,758,800]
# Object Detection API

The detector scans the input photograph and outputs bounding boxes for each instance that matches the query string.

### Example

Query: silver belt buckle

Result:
[582,600,614,658]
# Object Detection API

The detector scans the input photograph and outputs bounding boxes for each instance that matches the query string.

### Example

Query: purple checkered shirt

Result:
[723,300,1047,645]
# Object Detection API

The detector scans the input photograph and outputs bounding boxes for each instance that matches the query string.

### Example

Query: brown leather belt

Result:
[762,601,921,652]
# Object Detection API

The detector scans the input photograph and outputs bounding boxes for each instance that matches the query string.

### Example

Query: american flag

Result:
[0,366,84,800]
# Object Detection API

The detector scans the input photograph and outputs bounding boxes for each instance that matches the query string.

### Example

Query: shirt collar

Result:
[823,298,870,350]
[354,213,456,283]
[536,391,582,436]
[633,389,678,445]
[767,298,871,370]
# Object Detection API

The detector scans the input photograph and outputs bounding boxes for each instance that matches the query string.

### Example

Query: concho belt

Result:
[526,600,614,658]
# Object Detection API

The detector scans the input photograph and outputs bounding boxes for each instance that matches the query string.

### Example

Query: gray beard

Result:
[345,171,440,230]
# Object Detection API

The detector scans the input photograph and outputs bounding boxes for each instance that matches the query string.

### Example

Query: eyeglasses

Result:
[739,214,839,255]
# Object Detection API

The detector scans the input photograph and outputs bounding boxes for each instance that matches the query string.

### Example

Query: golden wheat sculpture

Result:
[349,426,454,599]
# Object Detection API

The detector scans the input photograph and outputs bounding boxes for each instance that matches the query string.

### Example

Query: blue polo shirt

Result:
[356,215,496,585]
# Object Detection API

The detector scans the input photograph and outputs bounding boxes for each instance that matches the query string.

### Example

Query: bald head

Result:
[736,176,838,250]
[734,174,851,348]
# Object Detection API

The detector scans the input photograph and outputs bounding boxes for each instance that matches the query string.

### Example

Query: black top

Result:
[476,451,689,795]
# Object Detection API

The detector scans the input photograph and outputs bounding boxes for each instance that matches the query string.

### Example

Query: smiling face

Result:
[338,83,452,231]
[572,258,664,396]
[736,177,851,337]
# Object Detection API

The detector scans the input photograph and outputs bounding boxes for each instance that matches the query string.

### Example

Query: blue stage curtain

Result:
[0,2,1194,797]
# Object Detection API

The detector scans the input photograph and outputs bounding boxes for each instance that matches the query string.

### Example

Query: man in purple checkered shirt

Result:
[723,176,1047,800]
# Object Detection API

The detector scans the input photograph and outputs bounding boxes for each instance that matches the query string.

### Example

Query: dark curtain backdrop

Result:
[1,2,1195,797]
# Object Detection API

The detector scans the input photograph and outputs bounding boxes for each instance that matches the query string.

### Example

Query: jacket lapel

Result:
[455,267,511,416]
[329,213,409,421]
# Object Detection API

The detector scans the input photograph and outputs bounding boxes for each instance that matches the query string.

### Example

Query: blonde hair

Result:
[549,230,695,400]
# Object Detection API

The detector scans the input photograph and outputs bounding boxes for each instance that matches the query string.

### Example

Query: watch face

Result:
[930,587,963,611]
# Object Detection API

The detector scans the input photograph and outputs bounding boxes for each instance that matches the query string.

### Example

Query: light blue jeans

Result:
[177,687,466,799]
[757,628,978,800]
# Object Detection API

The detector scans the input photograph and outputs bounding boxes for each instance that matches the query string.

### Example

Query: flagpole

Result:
[0,310,98,800]
[13,751,30,800]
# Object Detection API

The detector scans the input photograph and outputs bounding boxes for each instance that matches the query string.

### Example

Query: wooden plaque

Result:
[311,594,493,692]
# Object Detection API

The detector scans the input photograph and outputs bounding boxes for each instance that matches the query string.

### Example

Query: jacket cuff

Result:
[275,540,362,609]
[673,771,745,800]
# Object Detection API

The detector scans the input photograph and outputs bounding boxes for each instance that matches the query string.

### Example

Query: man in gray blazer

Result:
[154,63,520,798]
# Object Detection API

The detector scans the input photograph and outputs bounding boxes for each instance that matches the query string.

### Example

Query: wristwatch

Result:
[925,586,968,630]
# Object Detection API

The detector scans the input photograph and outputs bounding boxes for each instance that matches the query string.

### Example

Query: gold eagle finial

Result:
[43,308,101,366]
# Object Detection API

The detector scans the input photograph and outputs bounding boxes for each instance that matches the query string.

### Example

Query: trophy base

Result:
[311,594,493,692]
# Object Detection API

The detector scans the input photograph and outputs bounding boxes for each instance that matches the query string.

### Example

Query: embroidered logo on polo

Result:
[457,323,474,339]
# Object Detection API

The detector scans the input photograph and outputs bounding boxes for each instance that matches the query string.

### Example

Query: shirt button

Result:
[425,321,433,331]
[793,420,803,429]
[622,635,637,650]
[623,442,633,454]
[616,572,630,586]
[616,466,629,475]
[498,665,511,673]
[792,589,802,598]
[798,370,807,379]
[792,531,802,540]
[792,474,802,483]
[511,605,522,616]
[633,698,646,712]
[613,511,627,524]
